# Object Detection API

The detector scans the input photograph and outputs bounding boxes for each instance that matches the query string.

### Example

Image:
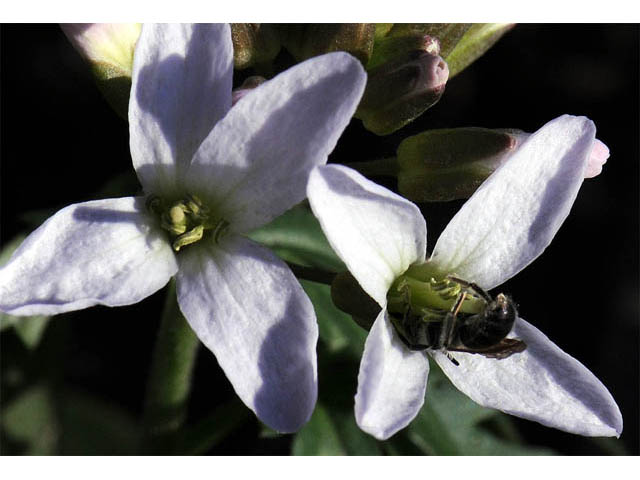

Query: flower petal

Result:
[129,23,233,195]
[308,164,426,306]
[432,318,623,437]
[183,52,367,233]
[60,23,141,75]
[175,235,318,433]
[0,197,177,316]
[355,309,429,440]
[429,115,596,289]
[584,139,610,178]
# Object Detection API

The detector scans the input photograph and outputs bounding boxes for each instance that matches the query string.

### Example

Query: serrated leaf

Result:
[300,279,367,357]
[249,202,345,272]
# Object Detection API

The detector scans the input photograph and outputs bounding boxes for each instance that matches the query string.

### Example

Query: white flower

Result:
[307,115,622,440]
[0,23,366,432]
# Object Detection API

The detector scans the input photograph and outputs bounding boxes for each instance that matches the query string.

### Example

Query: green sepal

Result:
[445,23,515,78]
[328,271,380,333]
[276,24,376,66]
[396,127,522,202]
[385,24,472,58]
[231,23,281,70]
[91,61,132,120]
[367,33,440,70]
[356,51,448,135]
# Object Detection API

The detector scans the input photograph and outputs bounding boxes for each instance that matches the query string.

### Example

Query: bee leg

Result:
[445,352,460,366]
[439,291,466,347]
[447,275,492,302]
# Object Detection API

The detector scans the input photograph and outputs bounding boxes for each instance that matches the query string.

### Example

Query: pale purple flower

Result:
[307,115,622,440]
[0,23,366,432]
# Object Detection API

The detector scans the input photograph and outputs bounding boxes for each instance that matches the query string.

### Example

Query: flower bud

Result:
[277,24,376,65]
[375,23,513,78]
[397,127,609,202]
[368,33,440,70]
[231,23,281,70]
[397,127,526,202]
[60,23,141,119]
[356,51,449,135]
[231,76,266,105]
[382,23,471,58]
[330,272,380,331]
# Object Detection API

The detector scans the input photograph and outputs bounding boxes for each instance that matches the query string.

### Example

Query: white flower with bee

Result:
[307,115,623,440]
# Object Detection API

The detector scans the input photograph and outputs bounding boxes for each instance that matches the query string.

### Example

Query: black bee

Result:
[389,276,526,366]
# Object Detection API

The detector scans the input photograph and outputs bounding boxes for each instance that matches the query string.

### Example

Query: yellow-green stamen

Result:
[147,194,229,251]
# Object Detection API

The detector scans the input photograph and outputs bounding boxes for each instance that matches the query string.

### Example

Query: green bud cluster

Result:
[147,194,228,252]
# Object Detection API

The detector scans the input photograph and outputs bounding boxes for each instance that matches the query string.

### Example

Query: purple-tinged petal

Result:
[432,318,622,437]
[429,115,596,289]
[308,164,426,307]
[183,52,366,233]
[355,309,430,440]
[129,23,233,195]
[584,139,610,178]
[0,197,177,316]
[175,235,318,433]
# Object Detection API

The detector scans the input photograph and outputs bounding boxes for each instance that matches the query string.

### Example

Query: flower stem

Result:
[286,262,337,285]
[141,279,199,454]
[347,157,400,177]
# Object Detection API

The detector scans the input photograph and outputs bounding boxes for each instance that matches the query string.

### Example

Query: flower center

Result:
[386,271,485,322]
[146,194,229,251]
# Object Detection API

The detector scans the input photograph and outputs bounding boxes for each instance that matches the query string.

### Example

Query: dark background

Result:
[1,24,638,455]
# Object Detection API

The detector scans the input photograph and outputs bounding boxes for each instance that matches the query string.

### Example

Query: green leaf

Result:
[293,404,346,455]
[181,400,252,454]
[0,235,52,349]
[249,202,345,272]
[300,279,367,357]
[1,384,58,455]
[401,360,555,455]
[292,402,381,455]
[57,389,139,454]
